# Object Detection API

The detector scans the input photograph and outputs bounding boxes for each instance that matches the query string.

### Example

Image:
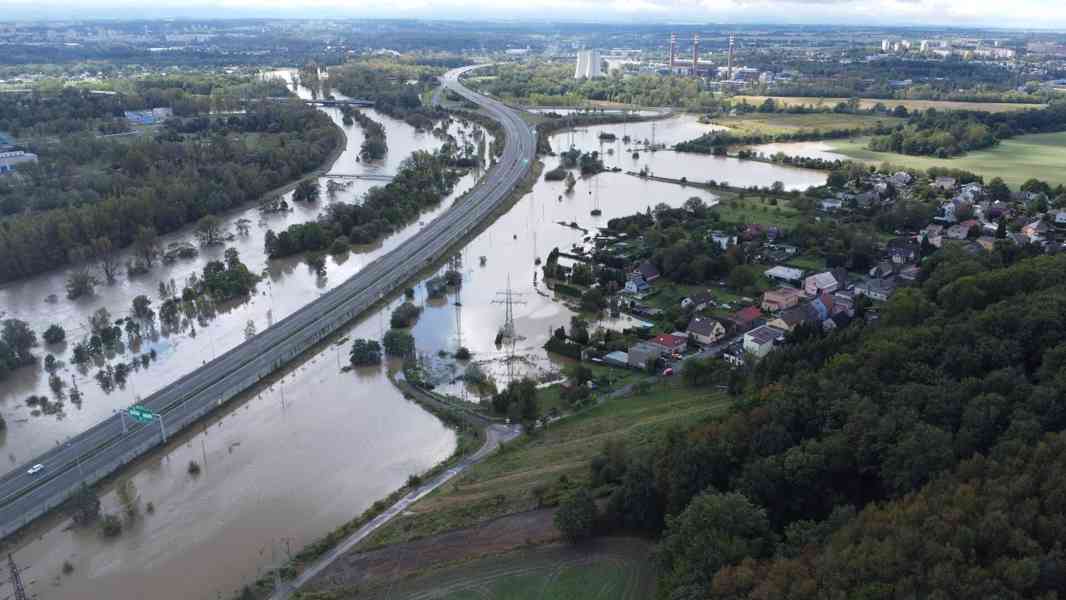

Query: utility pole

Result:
[493,276,527,384]
[7,553,28,600]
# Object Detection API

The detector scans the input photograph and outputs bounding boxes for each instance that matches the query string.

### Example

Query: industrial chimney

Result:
[692,32,700,74]
[669,32,677,71]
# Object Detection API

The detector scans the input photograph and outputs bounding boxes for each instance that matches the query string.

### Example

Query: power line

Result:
[7,553,28,600]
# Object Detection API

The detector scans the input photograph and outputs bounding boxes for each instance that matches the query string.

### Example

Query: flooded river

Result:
[0,73,828,600]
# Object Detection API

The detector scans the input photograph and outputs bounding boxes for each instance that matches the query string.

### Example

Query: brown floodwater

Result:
[551,113,828,191]
[743,140,853,162]
[0,73,830,600]
[0,82,487,465]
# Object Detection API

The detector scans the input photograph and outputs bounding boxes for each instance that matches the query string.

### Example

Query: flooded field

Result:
[548,113,828,190]
[0,73,829,600]
[0,86,487,465]
[742,140,852,162]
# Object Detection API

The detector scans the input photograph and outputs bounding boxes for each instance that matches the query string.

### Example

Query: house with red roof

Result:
[727,306,764,333]
[649,333,687,355]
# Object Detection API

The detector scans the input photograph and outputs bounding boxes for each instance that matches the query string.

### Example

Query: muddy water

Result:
[549,113,828,191]
[0,87,487,466]
[1,73,474,600]
[742,140,852,162]
[2,78,832,600]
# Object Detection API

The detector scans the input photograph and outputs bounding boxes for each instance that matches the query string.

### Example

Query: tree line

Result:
[868,101,1066,157]
[264,149,463,259]
[0,101,340,283]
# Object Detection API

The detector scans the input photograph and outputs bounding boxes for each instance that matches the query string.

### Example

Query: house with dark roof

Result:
[686,317,726,346]
[768,304,813,332]
[886,237,919,264]
[633,261,660,282]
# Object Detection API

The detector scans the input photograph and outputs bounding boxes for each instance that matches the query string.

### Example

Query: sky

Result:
[6,0,1066,29]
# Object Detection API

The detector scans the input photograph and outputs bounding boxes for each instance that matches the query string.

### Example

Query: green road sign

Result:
[128,405,155,424]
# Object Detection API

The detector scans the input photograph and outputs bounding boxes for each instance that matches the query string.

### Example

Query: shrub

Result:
[43,324,66,345]
[100,514,122,538]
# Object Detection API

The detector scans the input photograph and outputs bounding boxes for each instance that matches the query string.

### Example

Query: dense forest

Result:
[0,100,340,283]
[264,149,463,258]
[328,59,449,131]
[868,101,1066,157]
[570,250,1066,599]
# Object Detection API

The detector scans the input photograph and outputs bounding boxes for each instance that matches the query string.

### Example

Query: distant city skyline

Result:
[3,0,1066,30]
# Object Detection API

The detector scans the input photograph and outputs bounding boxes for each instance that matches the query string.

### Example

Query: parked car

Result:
[662,367,674,377]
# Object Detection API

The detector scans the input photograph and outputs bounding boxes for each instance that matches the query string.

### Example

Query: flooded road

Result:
[1,74,829,600]
[0,85,487,465]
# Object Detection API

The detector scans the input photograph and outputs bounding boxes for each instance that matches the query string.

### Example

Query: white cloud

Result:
[7,0,1066,27]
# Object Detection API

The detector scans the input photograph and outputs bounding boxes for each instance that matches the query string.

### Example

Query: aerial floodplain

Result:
[3,10,1066,600]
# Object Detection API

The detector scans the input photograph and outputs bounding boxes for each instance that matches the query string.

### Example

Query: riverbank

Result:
[257,376,521,600]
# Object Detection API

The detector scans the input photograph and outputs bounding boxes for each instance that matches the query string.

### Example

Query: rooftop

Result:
[745,325,786,345]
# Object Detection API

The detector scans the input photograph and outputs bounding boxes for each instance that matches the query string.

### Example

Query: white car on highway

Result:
[26,464,44,476]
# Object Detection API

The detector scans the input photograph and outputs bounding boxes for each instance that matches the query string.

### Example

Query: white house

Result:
[765,266,804,286]
[743,325,786,358]
[624,275,650,295]
[709,231,737,250]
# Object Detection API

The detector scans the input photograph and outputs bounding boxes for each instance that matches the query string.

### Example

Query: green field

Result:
[712,191,804,228]
[713,112,903,136]
[733,95,1045,113]
[360,383,730,549]
[354,539,655,600]
[825,131,1066,187]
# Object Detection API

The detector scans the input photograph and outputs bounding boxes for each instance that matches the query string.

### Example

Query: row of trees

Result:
[563,250,1066,599]
[341,107,388,160]
[0,101,340,283]
[674,120,896,153]
[868,101,1066,157]
[264,149,462,259]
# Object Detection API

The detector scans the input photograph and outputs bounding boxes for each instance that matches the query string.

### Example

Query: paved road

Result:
[269,421,521,600]
[0,64,536,540]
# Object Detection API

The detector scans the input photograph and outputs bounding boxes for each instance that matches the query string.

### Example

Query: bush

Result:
[329,236,350,255]
[187,460,201,476]
[350,338,383,366]
[554,488,597,543]
[454,346,472,360]
[43,324,66,345]
[100,513,123,538]
[390,302,422,329]
[383,329,415,358]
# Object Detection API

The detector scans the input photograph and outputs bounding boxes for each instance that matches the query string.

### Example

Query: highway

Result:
[0,64,535,540]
